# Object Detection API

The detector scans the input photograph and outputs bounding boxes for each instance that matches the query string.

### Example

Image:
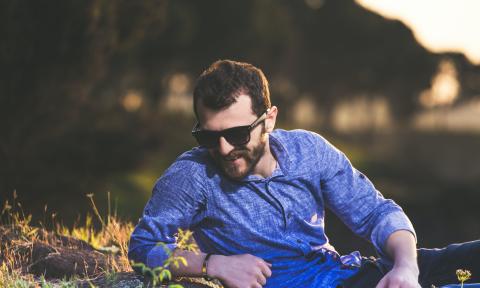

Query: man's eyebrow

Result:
[199,123,251,132]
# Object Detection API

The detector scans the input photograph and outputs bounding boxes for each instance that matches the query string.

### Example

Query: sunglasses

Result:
[192,109,270,148]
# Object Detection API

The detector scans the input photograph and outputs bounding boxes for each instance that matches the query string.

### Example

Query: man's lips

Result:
[224,155,242,162]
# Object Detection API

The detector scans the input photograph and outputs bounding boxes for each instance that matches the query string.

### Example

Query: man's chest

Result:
[206,176,325,235]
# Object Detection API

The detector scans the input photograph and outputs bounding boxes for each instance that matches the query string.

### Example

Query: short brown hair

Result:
[193,60,271,120]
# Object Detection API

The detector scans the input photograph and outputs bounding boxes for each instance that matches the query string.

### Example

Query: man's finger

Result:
[375,277,388,288]
[259,261,272,278]
[257,273,267,286]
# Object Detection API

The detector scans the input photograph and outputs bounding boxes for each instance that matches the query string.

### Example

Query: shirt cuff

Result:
[372,210,417,258]
[146,242,178,268]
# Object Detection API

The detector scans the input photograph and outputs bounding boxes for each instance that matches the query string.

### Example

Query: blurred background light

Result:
[419,59,460,108]
[357,0,480,64]
[122,90,143,112]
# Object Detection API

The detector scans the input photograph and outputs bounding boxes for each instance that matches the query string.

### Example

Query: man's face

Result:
[197,94,268,180]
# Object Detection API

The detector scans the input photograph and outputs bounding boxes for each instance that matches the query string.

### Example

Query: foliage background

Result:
[1,0,479,256]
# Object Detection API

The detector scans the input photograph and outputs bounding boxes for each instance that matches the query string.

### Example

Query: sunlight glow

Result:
[413,98,480,132]
[163,73,192,114]
[419,59,460,108]
[357,0,480,64]
[169,73,190,94]
[293,97,320,127]
[122,90,143,112]
[332,96,393,133]
[305,0,325,10]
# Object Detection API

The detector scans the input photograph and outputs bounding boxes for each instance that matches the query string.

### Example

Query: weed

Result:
[0,192,204,287]
[130,228,200,287]
[456,269,472,288]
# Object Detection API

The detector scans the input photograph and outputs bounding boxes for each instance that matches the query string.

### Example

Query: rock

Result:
[1,226,223,287]
[29,241,110,279]
[76,272,223,288]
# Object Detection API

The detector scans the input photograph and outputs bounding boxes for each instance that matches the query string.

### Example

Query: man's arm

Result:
[128,159,272,288]
[128,159,209,269]
[313,133,419,286]
[375,230,420,288]
[170,249,272,288]
[315,132,417,255]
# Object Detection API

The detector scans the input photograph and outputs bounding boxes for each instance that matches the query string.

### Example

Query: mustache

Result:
[214,148,248,161]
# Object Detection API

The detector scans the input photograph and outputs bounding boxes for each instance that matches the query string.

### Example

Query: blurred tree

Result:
[1,0,479,222]
[0,0,169,218]
[280,0,437,127]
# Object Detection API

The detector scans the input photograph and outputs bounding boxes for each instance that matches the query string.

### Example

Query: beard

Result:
[211,137,266,180]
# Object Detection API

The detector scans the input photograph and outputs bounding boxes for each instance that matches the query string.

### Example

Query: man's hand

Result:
[376,265,420,288]
[377,230,420,288]
[208,254,272,288]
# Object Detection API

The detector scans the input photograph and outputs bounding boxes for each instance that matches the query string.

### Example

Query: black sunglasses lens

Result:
[193,126,251,148]
[224,127,250,146]
[194,131,218,148]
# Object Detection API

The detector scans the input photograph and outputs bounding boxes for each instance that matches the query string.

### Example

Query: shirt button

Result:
[287,212,292,218]
[296,239,302,243]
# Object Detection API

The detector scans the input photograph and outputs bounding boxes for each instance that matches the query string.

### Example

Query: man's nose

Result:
[218,136,235,156]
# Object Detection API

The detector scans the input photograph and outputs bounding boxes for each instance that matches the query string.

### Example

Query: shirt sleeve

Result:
[128,159,208,268]
[311,132,416,257]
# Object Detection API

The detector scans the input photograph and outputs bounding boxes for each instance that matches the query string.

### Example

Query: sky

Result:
[356,0,480,64]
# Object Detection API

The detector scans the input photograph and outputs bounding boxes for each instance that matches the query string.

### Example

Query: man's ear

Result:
[265,106,278,133]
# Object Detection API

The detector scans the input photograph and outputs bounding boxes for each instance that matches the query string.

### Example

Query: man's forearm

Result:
[375,230,421,287]
[169,249,273,287]
[170,249,208,278]
[385,230,419,271]
[169,250,229,279]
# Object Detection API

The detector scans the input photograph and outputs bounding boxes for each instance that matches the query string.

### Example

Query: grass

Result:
[1,191,472,288]
[0,191,201,288]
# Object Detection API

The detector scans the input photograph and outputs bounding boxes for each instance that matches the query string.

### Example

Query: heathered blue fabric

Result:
[128,129,416,287]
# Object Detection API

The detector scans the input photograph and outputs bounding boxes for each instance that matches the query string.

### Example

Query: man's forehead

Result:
[197,95,258,130]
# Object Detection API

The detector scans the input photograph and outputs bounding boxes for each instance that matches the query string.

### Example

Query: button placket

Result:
[264,179,289,230]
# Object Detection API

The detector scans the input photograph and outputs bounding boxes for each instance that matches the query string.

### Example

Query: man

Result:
[129,60,479,288]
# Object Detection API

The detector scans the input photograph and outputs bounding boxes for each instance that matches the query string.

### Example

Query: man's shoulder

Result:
[175,146,210,165]
[271,128,328,149]
[270,129,334,173]
[158,147,211,183]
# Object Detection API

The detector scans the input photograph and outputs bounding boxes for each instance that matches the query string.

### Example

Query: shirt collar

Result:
[240,130,291,182]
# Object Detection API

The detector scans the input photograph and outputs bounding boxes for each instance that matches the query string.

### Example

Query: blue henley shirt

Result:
[128,129,416,287]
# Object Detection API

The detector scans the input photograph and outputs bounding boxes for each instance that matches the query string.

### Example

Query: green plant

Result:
[1,192,137,287]
[131,228,200,288]
[1,191,39,241]
[0,261,33,288]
